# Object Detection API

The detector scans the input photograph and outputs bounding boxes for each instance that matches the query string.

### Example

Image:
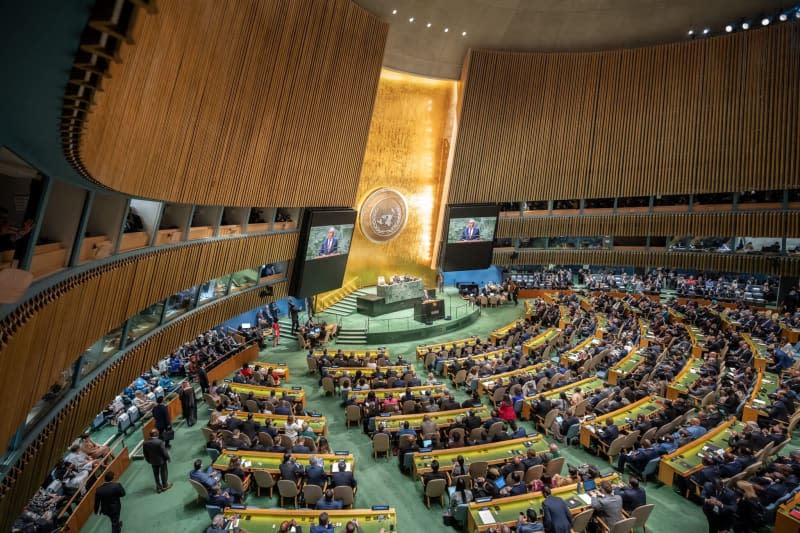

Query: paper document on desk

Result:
[478,509,496,524]
[578,494,592,505]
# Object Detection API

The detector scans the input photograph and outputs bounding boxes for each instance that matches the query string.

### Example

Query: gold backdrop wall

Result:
[345,69,456,288]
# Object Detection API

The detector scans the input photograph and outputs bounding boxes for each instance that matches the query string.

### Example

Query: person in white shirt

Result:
[284,416,303,442]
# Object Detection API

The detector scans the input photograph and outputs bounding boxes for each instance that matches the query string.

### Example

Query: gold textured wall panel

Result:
[344,70,457,286]
[497,210,800,238]
[0,232,297,451]
[493,248,800,276]
[79,0,387,206]
[0,284,287,531]
[449,22,800,203]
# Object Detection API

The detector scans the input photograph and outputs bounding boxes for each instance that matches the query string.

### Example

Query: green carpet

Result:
[81,301,713,533]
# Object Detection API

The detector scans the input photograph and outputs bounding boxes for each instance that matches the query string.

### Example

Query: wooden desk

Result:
[348,384,449,404]
[558,336,600,368]
[742,333,769,372]
[227,411,328,435]
[417,337,479,359]
[657,418,742,486]
[228,383,306,406]
[775,491,800,533]
[61,447,130,532]
[520,377,606,421]
[314,348,390,360]
[780,324,800,345]
[325,365,412,381]
[208,345,260,383]
[245,362,290,382]
[490,319,525,344]
[666,358,703,400]
[411,435,547,478]
[579,396,665,449]
[477,362,548,395]
[213,449,354,476]
[522,328,560,356]
[686,325,706,357]
[607,349,647,386]
[442,348,511,377]
[467,474,619,533]
[373,406,491,433]
[742,371,779,423]
[223,508,396,533]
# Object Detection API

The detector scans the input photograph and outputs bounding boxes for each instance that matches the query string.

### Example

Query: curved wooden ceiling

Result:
[79,0,388,206]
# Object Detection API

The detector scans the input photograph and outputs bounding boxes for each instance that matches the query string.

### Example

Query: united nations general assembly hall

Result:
[2,1,800,532]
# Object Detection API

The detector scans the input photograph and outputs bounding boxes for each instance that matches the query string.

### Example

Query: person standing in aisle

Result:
[151,396,172,448]
[142,429,172,493]
[179,381,197,427]
[272,320,280,347]
[94,471,125,533]
[289,300,300,334]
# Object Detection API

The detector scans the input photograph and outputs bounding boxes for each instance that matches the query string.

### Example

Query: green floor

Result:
[82,301,711,533]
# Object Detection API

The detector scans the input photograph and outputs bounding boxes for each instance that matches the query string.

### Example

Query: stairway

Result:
[322,289,371,317]
[336,327,368,345]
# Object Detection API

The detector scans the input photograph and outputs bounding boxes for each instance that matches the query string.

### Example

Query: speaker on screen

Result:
[441,204,499,271]
[289,208,357,297]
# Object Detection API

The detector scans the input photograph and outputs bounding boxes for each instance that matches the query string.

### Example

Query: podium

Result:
[414,299,445,323]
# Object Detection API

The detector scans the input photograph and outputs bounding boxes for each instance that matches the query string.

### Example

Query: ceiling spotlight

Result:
[742,21,750,30]
[725,24,733,32]
[391,9,397,15]
[796,10,800,19]
[426,22,431,27]
[444,27,449,32]
[687,29,695,36]
[702,28,710,35]
[761,17,770,26]
[462,31,467,36]
[408,17,414,22]
[779,13,788,21]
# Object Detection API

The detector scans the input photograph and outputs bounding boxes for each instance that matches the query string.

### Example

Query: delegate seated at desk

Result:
[319,228,339,257]
[460,220,481,241]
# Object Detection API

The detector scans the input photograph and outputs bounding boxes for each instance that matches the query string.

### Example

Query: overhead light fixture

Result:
[742,21,750,30]
[426,22,431,27]
[702,28,710,35]
[444,27,449,32]
[392,9,397,15]
[687,29,695,36]
[761,17,770,26]
[462,31,467,36]
[409,17,414,22]
[779,13,788,21]
[796,10,800,19]
[725,24,733,32]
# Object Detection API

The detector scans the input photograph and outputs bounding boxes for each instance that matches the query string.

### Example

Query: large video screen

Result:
[304,223,354,260]
[442,205,499,271]
[290,209,357,298]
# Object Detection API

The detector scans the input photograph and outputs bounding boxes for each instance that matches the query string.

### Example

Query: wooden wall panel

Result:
[449,22,800,203]
[497,210,800,239]
[0,283,287,531]
[78,0,387,206]
[0,232,296,451]
[493,248,800,277]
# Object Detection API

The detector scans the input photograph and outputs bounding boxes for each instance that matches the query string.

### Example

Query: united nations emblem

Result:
[359,188,408,243]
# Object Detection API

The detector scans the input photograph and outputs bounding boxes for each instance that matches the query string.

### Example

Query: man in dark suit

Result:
[541,485,573,533]
[319,228,339,256]
[331,460,357,489]
[279,453,304,487]
[598,418,619,446]
[615,476,646,513]
[421,459,448,489]
[94,471,125,533]
[151,396,172,448]
[305,456,327,487]
[142,429,172,493]
[240,413,260,442]
[460,219,481,241]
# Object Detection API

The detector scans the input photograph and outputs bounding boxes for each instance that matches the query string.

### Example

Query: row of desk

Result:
[522,328,561,356]
[227,410,328,435]
[520,376,606,421]
[579,396,666,448]
[477,362,548,395]
[348,384,450,404]
[467,474,620,533]
[416,336,479,359]
[411,435,549,478]
[742,370,780,423]
[373,406,492,433]
[313,348,390,360]
[442,348,511,377]
[223,508,397,533]
[657,418,742,486]
[213,448,355,474]
[228,383,307,406]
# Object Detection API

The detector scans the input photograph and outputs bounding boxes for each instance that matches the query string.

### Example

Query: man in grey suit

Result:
[590,480,624,529]
[142,429,172,493]
[541,485,572,533]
